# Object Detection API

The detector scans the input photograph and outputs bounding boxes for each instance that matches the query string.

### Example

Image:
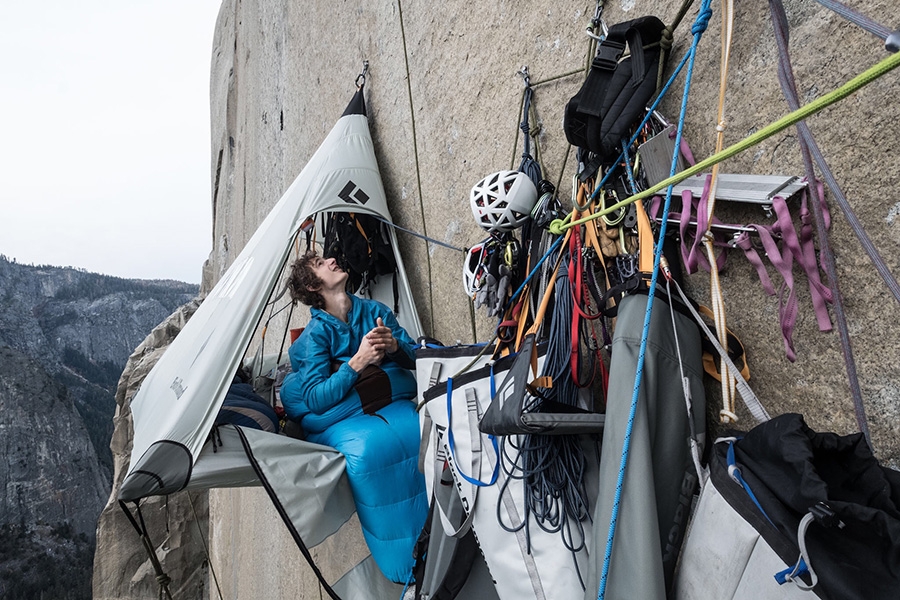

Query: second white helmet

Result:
[462,240,489,297]
[470,170,538,233]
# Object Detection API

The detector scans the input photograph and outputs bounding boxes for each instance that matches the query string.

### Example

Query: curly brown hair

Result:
[287,252,326,309]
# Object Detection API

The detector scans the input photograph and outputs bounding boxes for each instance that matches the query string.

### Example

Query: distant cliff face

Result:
[0,346,107,535]
[0,256,198,599]
[0,256,196,366]
[0,346,104,600]
[0,256,197,475]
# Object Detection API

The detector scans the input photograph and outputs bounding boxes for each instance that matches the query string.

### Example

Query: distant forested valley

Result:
[0,255,198,599]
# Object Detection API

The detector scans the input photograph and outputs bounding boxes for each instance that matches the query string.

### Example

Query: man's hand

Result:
[366,317,399,354]
[348,334,384,372]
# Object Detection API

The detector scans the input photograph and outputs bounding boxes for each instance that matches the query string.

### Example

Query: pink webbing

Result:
[668,126,698,167]
[652,186,833,362]
[648,188,727,275]
[771,191,833,332]
[734,231,776,295]
[732,191,834,362]
[752,223,800,362]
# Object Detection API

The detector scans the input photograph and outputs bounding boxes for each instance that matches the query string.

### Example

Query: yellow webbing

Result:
[705,0,739,423]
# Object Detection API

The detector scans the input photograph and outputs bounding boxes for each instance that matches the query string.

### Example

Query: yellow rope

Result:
[549,48,900,235]
[707,0,738,423]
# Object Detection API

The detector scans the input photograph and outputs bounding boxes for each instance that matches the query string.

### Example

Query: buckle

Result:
[591,39,626,71]
[809,502,845,529]
[887,30,900,53]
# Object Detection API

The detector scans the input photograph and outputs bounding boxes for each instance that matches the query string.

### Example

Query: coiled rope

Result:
[494,261,595,589]
[544,263,581,404]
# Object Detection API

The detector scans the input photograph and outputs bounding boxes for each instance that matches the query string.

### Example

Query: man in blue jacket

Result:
[280,252,427,585]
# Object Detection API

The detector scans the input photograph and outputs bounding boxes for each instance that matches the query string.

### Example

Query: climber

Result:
[279,252,428,585]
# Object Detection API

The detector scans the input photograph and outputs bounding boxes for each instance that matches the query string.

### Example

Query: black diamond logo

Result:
[338,180,369,205]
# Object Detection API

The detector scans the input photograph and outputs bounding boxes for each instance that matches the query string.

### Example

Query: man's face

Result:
[309,256,347,291]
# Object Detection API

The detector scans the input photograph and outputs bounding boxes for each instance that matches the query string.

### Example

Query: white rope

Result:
[706,0,738,424]
[783,512,819,591]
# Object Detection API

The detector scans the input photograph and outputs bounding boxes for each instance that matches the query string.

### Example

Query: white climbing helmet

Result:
[462,240,489,297]
[470,170,538,233]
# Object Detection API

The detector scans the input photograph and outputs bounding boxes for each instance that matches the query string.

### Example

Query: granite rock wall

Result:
[206,0,900,597]
[96,0,900,597]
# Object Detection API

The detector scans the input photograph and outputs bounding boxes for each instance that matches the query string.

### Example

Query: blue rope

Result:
[775,558,809,585]
[445,368,500,487]
[399,568,414,600]
[596,4,714,599]
[492,48,698,327]
[727,441,777,528]
[500,233,565,319]
[491,44,697,315]
[620,139,640,195]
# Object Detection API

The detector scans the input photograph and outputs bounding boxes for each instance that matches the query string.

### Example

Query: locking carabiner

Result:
[355,60,369,89]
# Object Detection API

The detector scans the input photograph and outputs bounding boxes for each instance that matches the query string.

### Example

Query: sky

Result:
[1,1,223,285]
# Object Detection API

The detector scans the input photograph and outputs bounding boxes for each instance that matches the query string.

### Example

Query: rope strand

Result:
[769,0,873,447]
[597,3,713,597]
[371,215,466,253]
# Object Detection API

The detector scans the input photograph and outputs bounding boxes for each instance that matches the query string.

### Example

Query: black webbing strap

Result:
[577,19,650,118]
[579,36,627,117]
[564,15,666,160]
[119,500,174,600]
[232,427,343,599]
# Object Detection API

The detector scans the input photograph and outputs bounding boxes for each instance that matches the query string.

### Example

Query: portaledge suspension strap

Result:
[769,0,879,446]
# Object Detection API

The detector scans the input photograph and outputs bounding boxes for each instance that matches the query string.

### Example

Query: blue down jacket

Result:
[280,294,427,584]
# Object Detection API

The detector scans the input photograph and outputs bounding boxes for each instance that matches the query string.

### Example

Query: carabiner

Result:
[355,60,369,89]
[586,1,609,41]
[591,0,605,26]
[602,188,627,227]
[517,65,531,88]
[504,240,519,268]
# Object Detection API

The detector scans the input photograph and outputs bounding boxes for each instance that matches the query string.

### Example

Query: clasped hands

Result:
[349,317,398,372]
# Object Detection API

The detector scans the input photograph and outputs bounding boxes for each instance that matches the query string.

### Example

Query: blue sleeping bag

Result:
[309,400,426,582]
[280,295,428,583]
